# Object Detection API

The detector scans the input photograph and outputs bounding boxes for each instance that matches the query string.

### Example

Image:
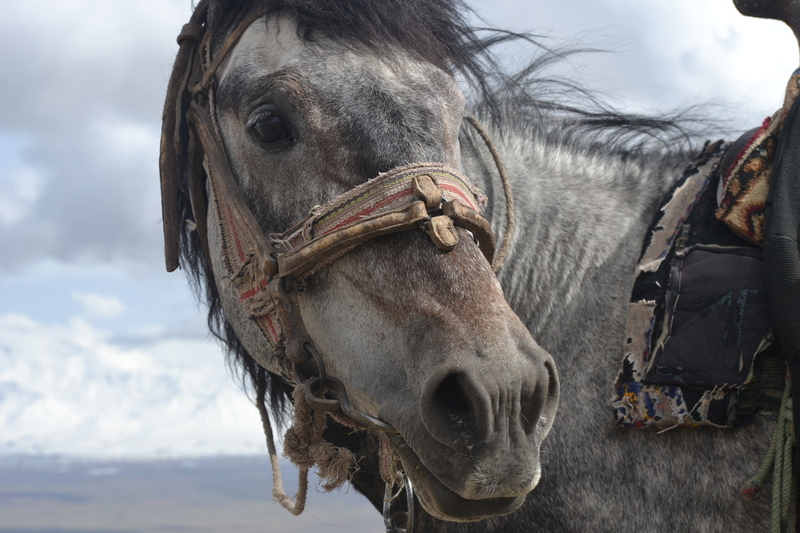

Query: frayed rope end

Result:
[283,385,359,493]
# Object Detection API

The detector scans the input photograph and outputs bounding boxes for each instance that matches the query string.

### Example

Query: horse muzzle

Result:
[376,319,559,522]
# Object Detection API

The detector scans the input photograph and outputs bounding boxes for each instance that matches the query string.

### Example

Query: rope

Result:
[256,368,309,516]
[465,115,515,272]
[741,379,795,532]
[282,384,359,492]
[255,367,360,519]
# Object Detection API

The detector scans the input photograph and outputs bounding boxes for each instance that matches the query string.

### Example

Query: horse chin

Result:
[387,434,530,522]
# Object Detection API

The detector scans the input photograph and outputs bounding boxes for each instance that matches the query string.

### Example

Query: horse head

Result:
[160,1,558,523]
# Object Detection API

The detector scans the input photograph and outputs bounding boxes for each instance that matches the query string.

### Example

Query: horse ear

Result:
[159,1,211,272]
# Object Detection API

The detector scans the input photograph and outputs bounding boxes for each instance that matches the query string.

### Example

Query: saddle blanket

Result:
[611,141,784,430]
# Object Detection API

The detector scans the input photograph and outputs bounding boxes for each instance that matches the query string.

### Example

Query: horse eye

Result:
[252,115,292,145]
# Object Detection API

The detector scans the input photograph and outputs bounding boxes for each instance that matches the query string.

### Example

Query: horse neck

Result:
[460,116,693,356]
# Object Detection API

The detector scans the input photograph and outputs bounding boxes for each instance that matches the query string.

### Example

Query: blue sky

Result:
[0,0,796,457]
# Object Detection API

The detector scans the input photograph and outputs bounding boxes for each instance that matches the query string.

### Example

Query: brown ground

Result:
[0,456,381,533]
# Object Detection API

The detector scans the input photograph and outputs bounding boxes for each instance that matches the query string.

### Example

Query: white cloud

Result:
[0,1,188,272]
[93,120,160,162]
[0,313,267,458]
[1,0,190,63]
[0,166,44,226]
[72,291,126,319]
[615,0,797,123]
[475,0,798,128]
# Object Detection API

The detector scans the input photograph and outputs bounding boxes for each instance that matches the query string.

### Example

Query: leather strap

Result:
[189,100,279,277]
[273,164,494,279]
[160,2,500,395]
[178,22,205,44]
[442,199,495,261]
[278,202,431,279]
[164,11,496,362]
[159,0,210,271]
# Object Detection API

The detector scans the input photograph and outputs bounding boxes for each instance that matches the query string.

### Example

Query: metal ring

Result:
[292,343,398,433]
[383,476,414,533]
[325,377,399,434]
[303,376,341,412]
[404,475,414,533]
[383,482,402,533]
[304,343,328,390]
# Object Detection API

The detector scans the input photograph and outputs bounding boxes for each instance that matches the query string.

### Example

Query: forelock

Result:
[207,0,490,81]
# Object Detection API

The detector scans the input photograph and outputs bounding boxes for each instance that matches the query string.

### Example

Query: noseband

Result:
[160,1,513,529]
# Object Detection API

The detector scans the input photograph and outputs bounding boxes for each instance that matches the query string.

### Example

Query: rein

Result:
[160,1,514,529]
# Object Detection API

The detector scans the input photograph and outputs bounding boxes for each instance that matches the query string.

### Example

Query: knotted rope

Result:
[256,368,359,516]
[283,384,360,492]
[741,379,795,532]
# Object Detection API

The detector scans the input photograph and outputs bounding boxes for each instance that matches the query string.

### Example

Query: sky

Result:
[0,0,797,460]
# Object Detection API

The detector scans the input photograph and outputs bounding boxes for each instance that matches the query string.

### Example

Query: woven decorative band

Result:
[276,163,487,252]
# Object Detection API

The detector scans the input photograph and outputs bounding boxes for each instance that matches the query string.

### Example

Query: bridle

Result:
[159,1,514,530]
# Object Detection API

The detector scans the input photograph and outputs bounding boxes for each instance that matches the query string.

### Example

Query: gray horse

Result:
[161,0,779,530]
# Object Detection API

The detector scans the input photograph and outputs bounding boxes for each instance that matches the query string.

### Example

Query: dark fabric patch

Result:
[612,140,784,430]
[643,246,772,388]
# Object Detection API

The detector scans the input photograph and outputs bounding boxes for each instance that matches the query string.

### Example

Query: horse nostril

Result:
[520,382,547,436]
[429,373,481,451]
[522,357,559,437]
[421,363,553,453]
[540,357,559,431]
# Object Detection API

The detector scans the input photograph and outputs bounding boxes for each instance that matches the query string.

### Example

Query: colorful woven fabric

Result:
[208,173,282,350]
[716,70,800,245]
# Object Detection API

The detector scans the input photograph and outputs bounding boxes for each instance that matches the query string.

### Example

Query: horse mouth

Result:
[386,433,529,522]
